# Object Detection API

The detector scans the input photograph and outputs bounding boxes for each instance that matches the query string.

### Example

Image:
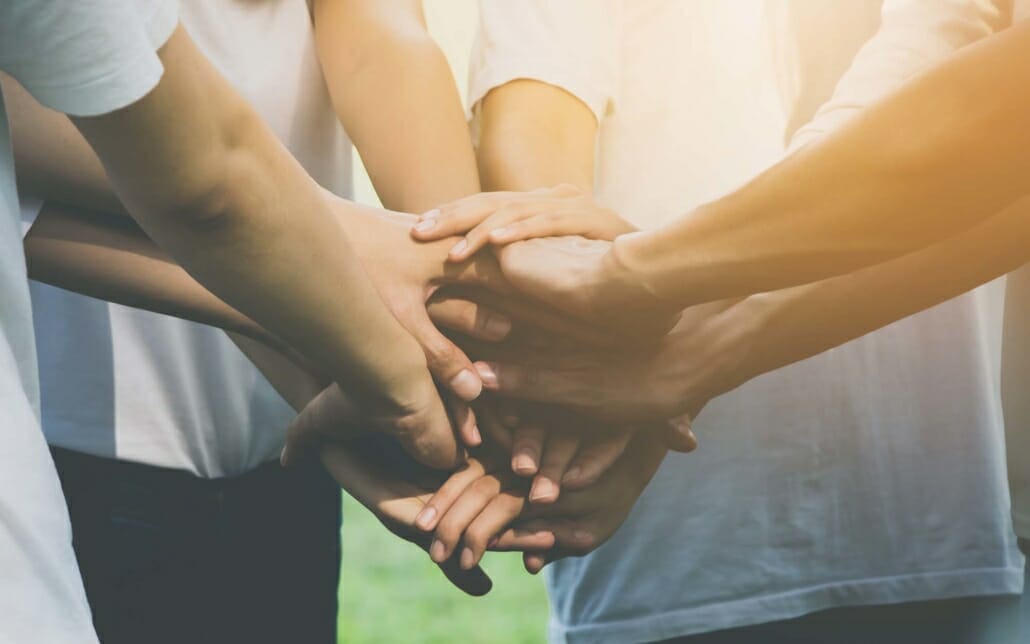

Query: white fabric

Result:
[1002,0,1030,547]
[471,1,1023,642]
[26,0,352,478]
[0,2,177,641]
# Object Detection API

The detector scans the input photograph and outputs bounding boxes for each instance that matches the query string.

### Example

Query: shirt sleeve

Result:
[789,0,1008,151]
[469,0,622,124]
[0,0,179,117]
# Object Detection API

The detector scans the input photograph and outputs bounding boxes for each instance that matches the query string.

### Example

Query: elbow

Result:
[161,108,265,235]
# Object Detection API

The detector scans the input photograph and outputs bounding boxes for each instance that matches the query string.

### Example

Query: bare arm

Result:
[313,0,478,211]
[619,17,1030,306]
[476,79,598,192]
[25,204,269,344]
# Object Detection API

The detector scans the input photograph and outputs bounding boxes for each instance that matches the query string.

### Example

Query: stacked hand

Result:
[281,185,756,586]
[283,202,589,469]
[413,185,682,337]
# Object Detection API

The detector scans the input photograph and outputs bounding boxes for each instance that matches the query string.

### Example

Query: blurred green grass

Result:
[338,494,550,643]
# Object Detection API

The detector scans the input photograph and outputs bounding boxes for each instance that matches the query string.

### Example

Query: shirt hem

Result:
[548,566,1025,644]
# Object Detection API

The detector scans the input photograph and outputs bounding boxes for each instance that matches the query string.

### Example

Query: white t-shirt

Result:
[471,1,1022,642]
[1001,2,1030,545]
[0,2,177,641]
[25,0,352,478]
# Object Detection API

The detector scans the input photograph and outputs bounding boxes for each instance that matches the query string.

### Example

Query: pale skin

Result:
[415,67,1030,571]
[432,19,1030,326]
[15,5,626,584]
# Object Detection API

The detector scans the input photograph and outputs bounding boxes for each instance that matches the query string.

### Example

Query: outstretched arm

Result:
[615,16,1030,305]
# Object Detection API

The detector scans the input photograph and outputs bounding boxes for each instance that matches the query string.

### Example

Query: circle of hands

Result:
[279,185,740,595]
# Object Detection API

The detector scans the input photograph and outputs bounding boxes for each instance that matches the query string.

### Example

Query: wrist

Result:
[603,232,678,311]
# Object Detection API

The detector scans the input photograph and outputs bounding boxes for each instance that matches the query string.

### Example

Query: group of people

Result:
[3,0,1030,643]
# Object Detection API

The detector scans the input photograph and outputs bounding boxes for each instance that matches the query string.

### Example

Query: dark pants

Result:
[661,595,1023,644]
[52,447,342,644]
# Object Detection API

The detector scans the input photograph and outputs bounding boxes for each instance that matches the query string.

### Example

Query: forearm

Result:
[620,19,1030,306]
[727,196,1030,387]
[72,26,427,404]
[316,0,478,211]
[25,203,273,345]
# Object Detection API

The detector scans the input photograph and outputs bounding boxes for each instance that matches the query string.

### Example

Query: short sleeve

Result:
[0,0,179,117]
[19,196,43,238]
[469,0,622,124]
[789,0,1007,151]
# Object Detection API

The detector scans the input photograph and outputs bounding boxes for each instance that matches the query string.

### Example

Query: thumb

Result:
[410,306,483,402]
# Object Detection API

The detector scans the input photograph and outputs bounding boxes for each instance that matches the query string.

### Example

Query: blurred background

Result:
[341,2,550,642]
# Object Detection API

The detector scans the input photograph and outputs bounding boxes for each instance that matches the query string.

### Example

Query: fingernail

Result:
[573,530,592,546]
[279,446,288,467]
[415,506,437,531]
[530,477,557,502]
[421,208,440,220]
[460,547,476,570]
[489,226,512,242]
[413,219,436,233]
[562,467,582,485]
[474,363,498,388]
[449,239,469,258]
[512,450,537,476]
[469,423,482,446]
[449,369,482,401]
[430,539,446,563]
[483,315,512,340]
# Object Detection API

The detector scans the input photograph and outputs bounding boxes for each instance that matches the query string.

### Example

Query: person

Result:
[0,0,516,639]
[433,2,1030,333]
[5,0,488,641]
[411,1,1027,641]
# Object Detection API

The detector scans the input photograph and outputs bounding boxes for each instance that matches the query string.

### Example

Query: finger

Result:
[431,475,503,564]
[474,401,514,450]
[562,432,633,490]
[475,361,578,408]
[410,205,488,241]
[510,424,547,476]
[282,383,361,468]
[489,526,556,552]
[450,204,540,261]
[444,286,614,348]
[459,492,536,569]
[663,415,698,453]
[488,212,593,246]
[413,458,487,532]
[516,518,600,557]
[446,395,481,448]
[426,296,512,342]
[411,193,522,241]
[524,552,549,574]
[435,556,494,596]
[530,432,580,504]
[410,306,483,402]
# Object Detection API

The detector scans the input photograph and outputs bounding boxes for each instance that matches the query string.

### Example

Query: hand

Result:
[515,435,668,573]
[318,435,551,595]
[420,433,667,573]
[475,397,649,500]
[411,184,636,261]
[336,202,515,401]
[425,188,674,335]
[469,299,753,425]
